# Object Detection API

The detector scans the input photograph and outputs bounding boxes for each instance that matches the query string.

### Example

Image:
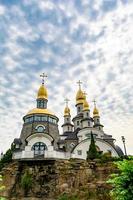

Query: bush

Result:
[21,170,32,196]
[107,159,133,200]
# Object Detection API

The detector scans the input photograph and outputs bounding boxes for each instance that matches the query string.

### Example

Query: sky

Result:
[0,0,133,155]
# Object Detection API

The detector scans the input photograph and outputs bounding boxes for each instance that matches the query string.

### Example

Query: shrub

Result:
[107,159,133,200]
[21,170,32,196]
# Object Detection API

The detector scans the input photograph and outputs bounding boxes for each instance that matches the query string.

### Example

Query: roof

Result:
[115,145,124,156]
[65,132,78,140]
[13,138,22,145]
[26,108,56,116]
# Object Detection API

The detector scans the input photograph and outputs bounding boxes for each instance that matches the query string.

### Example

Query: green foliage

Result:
[21,170,32,195]
[0,149,13,171]
[87,133,99,160]
[0,175,6,200]
[107,159,133,200]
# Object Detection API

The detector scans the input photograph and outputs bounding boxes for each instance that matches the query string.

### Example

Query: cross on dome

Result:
[64,98,70,107]
[40,73,47,85]
[77,80,82,89]
[93,99,97,107]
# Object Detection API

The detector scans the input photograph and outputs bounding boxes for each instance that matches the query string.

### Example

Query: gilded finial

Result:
[40,73,47,85]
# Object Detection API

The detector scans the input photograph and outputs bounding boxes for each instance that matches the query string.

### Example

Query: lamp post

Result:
[121,136,127,156]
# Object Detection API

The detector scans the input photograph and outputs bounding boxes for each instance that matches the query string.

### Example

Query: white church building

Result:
[13,74,123,160]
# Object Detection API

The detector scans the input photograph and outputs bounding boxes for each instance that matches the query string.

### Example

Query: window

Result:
[32,142,47,156]
[25,117,33,123]
[68,126,69,131]
[86,112,89,117]
[70,143,75,148]
[67,118,69,122]
[36,125,45,132]
[77,150,82,155]
[88,121,90,126]
[78,107,80,112]
[77,121,79,126]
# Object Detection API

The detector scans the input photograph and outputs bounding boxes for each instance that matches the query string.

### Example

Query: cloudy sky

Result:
[0,0,133,155]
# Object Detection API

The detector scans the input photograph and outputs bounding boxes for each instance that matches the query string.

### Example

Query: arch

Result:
[35,124,46,132]
[72,138,119,158]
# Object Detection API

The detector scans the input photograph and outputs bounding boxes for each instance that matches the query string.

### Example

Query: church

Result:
[13,74,123,160]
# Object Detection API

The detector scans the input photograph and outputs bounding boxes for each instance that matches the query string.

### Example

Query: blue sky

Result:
[0,0,133,154]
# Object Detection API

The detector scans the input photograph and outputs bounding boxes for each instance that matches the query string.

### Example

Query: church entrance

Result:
[32,142,47,157]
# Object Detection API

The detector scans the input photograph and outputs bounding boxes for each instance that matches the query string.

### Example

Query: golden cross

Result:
[64,98,70,107]
[77,80,82,89]
[40,73,47,84]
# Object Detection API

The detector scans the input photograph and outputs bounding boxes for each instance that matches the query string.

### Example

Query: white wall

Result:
[73,138,119,159]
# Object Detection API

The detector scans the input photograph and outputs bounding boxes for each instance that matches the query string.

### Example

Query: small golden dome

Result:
[93,107,99,117]
[83,99,90,111]
[64,106,70,116]
[37,84,48,99]
[26,108,55,116]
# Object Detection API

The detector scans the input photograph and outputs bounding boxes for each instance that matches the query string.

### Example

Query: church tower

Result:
[93,100,104,131]
[14,73,60,158]
[82,93,93,128]
[72,81,84,130]
[62,98,73,133]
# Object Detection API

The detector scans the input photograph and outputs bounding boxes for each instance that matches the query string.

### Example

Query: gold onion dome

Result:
[93,107,99,117]
[83,99,89,111]
[37,84,48,99]
[76,89,84,104]
[64,106,70,116]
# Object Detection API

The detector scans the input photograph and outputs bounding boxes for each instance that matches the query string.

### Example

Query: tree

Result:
[0,149,13,171]
[107,159,133,200]
[86,132,99,160]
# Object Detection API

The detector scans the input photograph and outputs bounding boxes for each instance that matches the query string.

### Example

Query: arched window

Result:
[35,125,45,132]
[32,142,47,156]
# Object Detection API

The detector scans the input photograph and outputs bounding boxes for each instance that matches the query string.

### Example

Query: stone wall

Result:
[0,159,118,200]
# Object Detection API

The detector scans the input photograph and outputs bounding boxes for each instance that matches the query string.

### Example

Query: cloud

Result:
[0,0,133,154]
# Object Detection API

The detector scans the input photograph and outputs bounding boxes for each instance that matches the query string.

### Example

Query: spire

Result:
[37,73,48,99]
[93,99,99,117]
[64,98,70,116]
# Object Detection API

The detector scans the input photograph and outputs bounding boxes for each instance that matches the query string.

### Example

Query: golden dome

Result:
[37,84,48,99]
[83,99,90,111]
[76,89,84,104]
[93,107,99,117]
[26,108,55,116]
[64,106,70,116]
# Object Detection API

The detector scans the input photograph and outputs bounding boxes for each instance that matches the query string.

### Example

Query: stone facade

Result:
[0,159,118,200]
